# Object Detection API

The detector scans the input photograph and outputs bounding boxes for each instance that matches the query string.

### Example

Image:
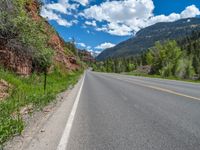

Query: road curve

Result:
[67,71,200,150]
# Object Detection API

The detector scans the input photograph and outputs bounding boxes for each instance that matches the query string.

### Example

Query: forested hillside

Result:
[0,0,83,145]
[97,18,200,61]
[93,30,200,80]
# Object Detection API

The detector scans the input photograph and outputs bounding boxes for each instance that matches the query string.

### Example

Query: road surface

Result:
[7,71,200,150]
[67,71,200,150]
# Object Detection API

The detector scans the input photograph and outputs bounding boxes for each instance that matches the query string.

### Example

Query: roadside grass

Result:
[0,67,83,145]
[124,71,200,83]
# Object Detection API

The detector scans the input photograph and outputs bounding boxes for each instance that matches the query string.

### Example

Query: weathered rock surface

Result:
[0,0,80,75]
[78,50,95,63]
[0,48,32,75]
[0,79,11,100]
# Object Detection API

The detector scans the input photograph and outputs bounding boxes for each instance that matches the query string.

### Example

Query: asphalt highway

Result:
[67,71,200,150]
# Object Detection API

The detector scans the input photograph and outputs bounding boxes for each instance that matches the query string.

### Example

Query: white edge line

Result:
[56,73,85,150]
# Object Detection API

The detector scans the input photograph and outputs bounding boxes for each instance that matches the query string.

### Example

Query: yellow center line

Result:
[109,75,200,101]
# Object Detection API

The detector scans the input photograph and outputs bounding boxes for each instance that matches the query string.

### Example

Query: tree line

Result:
[93,30,200,80]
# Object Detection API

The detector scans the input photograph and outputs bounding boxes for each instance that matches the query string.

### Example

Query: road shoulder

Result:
[4,75,84,150]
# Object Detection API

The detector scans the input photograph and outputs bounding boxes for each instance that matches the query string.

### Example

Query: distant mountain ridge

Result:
[97,18,200,61]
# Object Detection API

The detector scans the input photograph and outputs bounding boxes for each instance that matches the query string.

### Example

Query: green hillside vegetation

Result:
[0,0,53,71]
[97,18,200,61]
[0,0,83,146]
[0,67,82,145]
[0,0,78,71]
[93,30,200,80]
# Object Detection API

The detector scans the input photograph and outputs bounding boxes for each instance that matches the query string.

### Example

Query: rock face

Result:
[136,65,151,74]
[0,45,32,75]
[78,50,95,63]
[25,0,40,21]
[0,79,11,100]
[27,1,80,72]
[0,0,80,75]
[48,34,79,71]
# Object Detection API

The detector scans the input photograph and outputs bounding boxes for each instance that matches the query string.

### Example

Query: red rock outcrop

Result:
[25,0,40,21]
[48,34,79,71]
[0,0,80,75]
[0,79,11,100]
[78,50,95,63]
[27,0,80,71]
[0,45,32,75]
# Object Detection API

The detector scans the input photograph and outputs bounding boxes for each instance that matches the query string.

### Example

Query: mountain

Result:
[97,18,200,61]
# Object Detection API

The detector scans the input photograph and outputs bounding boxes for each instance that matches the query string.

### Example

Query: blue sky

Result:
[41,0,200,54]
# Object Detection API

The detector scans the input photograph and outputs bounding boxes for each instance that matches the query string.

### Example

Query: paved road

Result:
[67,71,200,150]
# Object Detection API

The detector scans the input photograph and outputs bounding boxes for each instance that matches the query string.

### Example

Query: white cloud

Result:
[41,0,200,36]
[181,5,200,18]
[41,0,80,27]
[56,18,72,26]
[41,0,81,27]
[45,3,68,14]
[85,20,97,26]
[93,51,101,55]
[77,42,86,47]
[87,46,91,49]
[87,49,101,57]
[97,23,133,36]
[72,20,79,24]
[41,8,60,20]
[82,0,200,36]
[95,42,116,50]
[43,0,79,15]
[41,8,74,27]
[73,0,88,6]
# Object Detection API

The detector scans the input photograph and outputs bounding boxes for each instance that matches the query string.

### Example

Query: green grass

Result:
[0,67,83,145]
[124,71,200,83]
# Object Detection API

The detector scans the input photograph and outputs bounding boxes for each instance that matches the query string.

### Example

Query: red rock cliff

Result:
[0,0,80,75]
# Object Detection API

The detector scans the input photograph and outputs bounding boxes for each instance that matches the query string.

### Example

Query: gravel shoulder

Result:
[4,75,84,150]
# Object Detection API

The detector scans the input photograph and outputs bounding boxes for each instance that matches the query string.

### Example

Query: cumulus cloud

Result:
[82,0,200,36]
[56,18,73,26]
[41,8,60,20]
[41,0,79,27]
[41,8,75,27]
[73,0,89,6]
[87,46,91,49]
[45,3,68,14]
[77,42,86,47]
[41,0,200,36]
[85,20,97,26]
[95,42,116,50]
[96,23,133,36]
[181,5,200,18]
[87,49,101,57]
[43,0,79,15]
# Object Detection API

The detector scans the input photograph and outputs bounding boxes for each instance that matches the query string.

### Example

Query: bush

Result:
[149,41,183,76]
[0,0,54,71]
